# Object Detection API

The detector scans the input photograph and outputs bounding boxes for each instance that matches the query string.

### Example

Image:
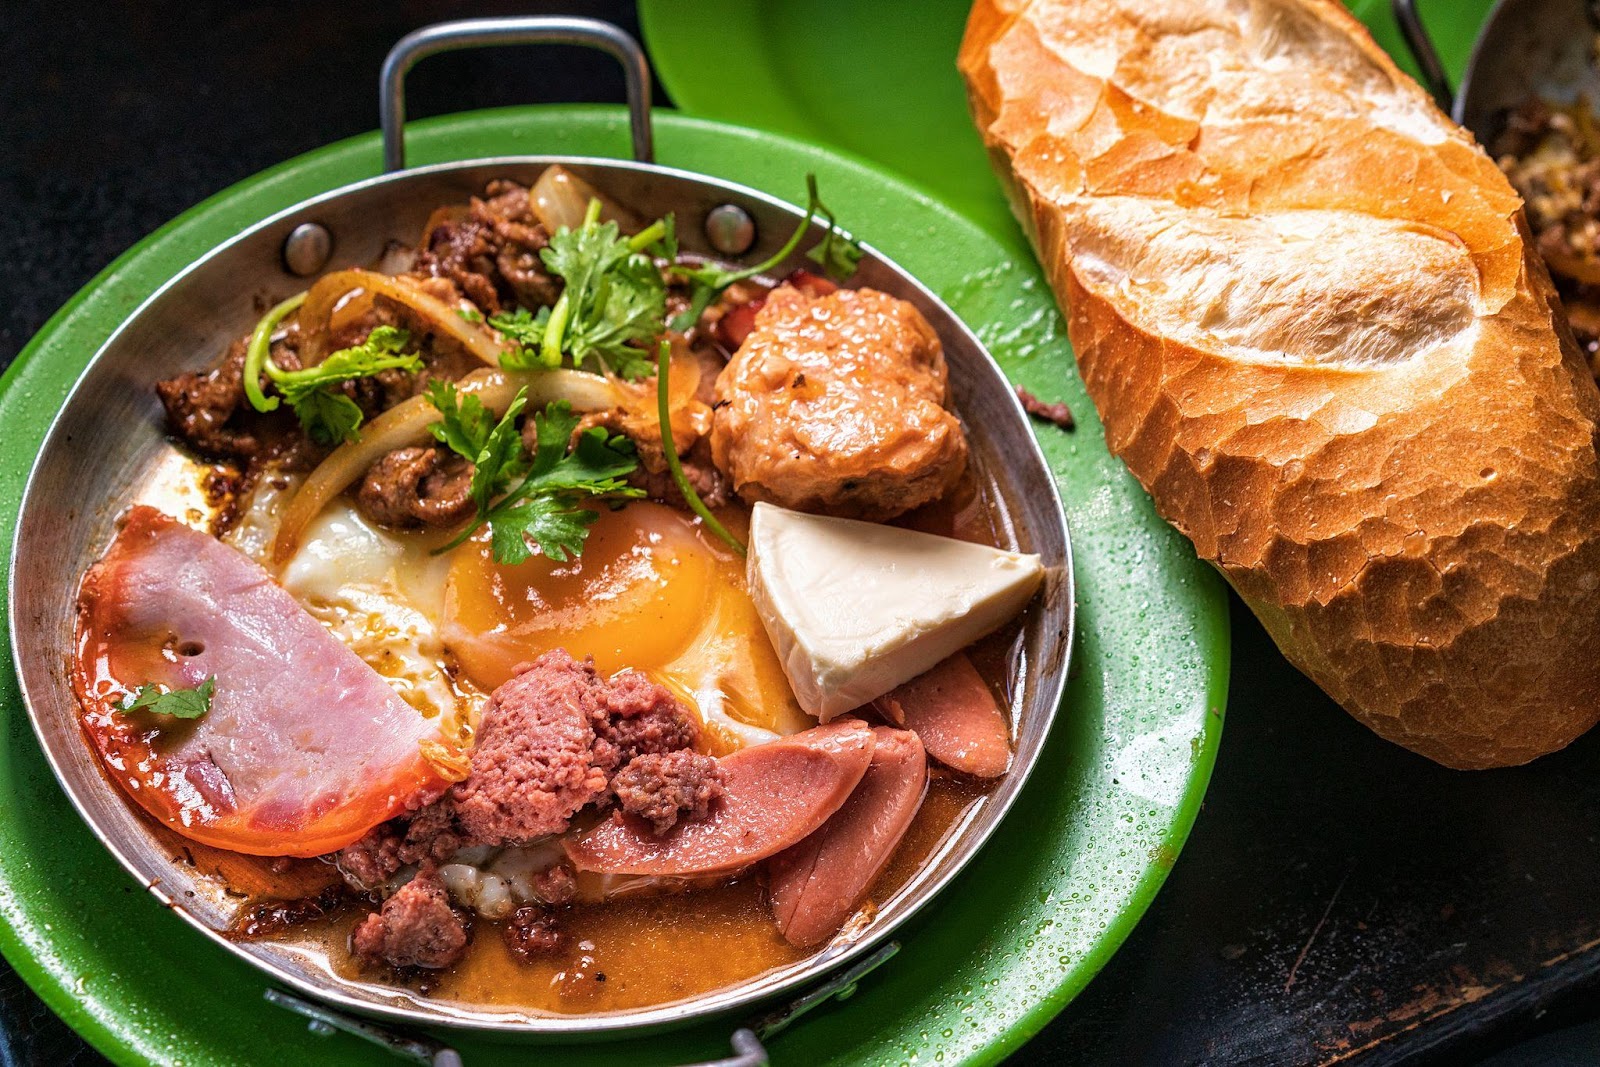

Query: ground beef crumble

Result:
[327,649,712,973]
[502,905,565,963]
[612,750,726,834]
[1015,386,1075,431]
[351,866,469,970]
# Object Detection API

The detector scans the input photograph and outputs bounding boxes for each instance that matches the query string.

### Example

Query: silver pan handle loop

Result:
[379,16,654,173]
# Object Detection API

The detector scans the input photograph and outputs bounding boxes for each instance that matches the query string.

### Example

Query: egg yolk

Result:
[444,501,807,748]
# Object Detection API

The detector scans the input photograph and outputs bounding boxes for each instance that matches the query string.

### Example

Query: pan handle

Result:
[1390,0,1454,112]
[379,16,654,173]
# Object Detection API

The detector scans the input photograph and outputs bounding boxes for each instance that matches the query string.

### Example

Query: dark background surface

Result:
[6,2,1600,1065]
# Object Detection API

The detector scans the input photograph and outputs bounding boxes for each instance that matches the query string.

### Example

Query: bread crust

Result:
[961,0,1600,767]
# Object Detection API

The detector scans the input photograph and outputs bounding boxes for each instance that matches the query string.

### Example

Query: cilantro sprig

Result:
[242,293,423,445]
[428,385,642,563]
[668,174,862,332]
[118,677,215,720]
[490,198,670,380]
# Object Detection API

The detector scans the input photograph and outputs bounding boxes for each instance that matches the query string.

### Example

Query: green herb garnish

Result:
[489,198,667,379]
[668,174,862,333]
[428,388,642,563]
[118,677,215,720]
[241,294,422,445]
[656,341,745,556]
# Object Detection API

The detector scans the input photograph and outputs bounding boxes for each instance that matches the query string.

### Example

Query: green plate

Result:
[0,108,1226,1065]
[637,0,1497,241]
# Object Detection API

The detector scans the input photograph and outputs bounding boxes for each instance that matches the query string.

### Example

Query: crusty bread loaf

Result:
[960,0,1600,768]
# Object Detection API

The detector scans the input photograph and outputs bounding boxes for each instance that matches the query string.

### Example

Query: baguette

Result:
[960,0,1600,768]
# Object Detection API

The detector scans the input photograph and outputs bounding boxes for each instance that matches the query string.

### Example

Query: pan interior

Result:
[8,158,1071,1034]
[1457,0,1600,142]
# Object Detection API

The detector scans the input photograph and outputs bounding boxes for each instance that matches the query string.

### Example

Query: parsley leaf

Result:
[426,381,532,514]
[668,174,862,333]
[565,255,667,379]
[489,201,667,379]
[119,677,215,720]
[483,409,644,562]
[245,321,423,445]
[424,380,496,459]
[488,307,553,370]
[428,395,643,563]
[289,390,366,447]
[488,495,599,565]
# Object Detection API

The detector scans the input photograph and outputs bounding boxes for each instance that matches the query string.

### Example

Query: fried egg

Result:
[221,467,804,754]
[443,501,809,751]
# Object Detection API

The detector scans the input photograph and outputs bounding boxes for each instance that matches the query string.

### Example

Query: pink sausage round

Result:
[769,726,929,948]
[875,652,1011,778]
[563,719,875,876]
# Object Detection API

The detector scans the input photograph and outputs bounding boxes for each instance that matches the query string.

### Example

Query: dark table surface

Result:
[6,2,1600,1065]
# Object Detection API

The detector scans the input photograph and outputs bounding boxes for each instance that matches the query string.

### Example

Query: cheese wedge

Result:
[747,502,1045,719]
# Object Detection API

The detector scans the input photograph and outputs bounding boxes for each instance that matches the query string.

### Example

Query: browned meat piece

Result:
[612,751,725,834]
[155,339,259,459]
[356,446,475,529]
[529,862,578,905]
[626,440,731,511]
[410,180,560,315]
[412,210,503,314]
[710,286,968,520]
[589,669,699,771]
[502,905,564,963]
[331,798,464,893]
[450,651,611,845]
[334,826,403,892]
[1014,386,1075,431]
[476,180,561,310]
[351,867,468,970]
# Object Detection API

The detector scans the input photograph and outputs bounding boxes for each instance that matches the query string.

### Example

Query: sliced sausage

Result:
[768,726,928,948]
[562,719,875,876]
[874,652,1011,778]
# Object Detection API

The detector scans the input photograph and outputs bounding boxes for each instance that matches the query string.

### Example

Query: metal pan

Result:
[1394,0,1600,143]
[6,16,1072,1052]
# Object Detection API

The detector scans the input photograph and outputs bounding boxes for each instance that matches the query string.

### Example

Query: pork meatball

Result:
[709,286,967,520]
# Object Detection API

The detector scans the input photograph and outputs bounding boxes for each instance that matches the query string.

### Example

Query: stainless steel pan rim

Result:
[7,150,1074,1039]
[1393,0,1600,142]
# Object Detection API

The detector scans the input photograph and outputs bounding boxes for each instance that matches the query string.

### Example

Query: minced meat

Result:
[502,905,564,963]
[450,651,607,845]
[612,751,725,834]
[351,867,468,970]
[334,797,464,892]
[448,650,701,845]
[589,668,700,772]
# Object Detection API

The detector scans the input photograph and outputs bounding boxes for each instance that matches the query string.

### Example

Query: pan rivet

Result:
[705,204,756,257]
[283,222,333,277]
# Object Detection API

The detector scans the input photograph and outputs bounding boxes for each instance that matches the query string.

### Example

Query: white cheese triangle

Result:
[747,502,1045,720]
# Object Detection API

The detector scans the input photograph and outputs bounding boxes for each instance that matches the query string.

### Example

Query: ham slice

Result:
[563,719,875,876]
[768,726,928,948]
[874,652,1011,778]
[73,506,452,857]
